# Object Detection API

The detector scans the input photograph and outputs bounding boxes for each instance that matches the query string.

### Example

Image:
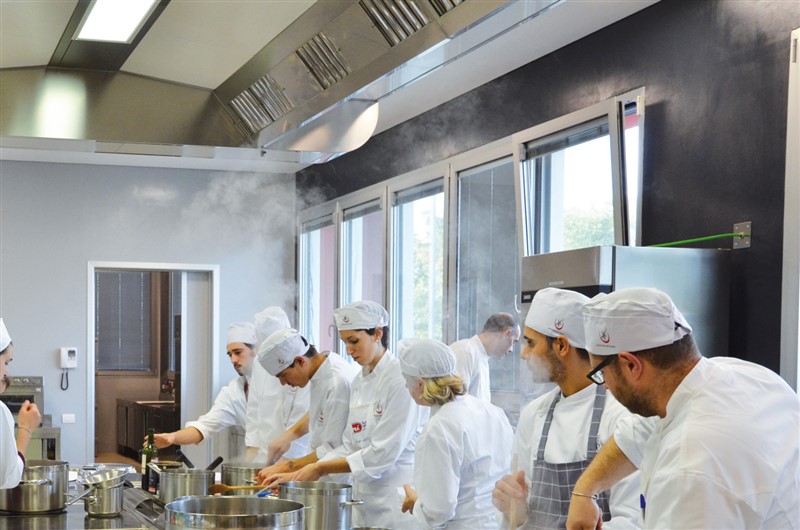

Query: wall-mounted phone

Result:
[59,347,78,369]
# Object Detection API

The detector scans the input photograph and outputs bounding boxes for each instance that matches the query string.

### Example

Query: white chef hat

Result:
[333,300,389,331]
[397,338,456,378]
[0,318,11,352]
[257,328,310,376]
[525,288,590,349]
[254,306,291,343]
[227,322,257,346]
[582,288,692,356]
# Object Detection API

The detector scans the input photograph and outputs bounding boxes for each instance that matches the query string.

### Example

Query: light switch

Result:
[62,413,75,424]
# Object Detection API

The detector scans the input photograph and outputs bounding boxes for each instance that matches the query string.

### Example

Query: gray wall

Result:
[0,160,297,465]
[297,0,800,373]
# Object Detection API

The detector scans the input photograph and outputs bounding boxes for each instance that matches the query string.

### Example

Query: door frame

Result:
[86,261,220,464]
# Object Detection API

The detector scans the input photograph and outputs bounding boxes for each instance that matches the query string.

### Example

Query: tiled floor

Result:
[94,451,141,471]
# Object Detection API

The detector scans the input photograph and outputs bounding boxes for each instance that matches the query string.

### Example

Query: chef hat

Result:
[333,300,389,331]
[254,306,291,343]
[582,288,692,356]
[397,338,456,378]
[525,288,590,349]
[0,318,11,352]
[227,322,257,346]
[258,328,310,376]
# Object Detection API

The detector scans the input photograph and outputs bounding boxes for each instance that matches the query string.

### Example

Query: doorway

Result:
[86,261,219,466]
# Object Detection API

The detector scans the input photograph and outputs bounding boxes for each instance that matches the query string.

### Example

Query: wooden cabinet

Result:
[117,399,180,459]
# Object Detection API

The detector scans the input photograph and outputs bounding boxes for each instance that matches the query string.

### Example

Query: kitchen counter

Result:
[0,479,166,530]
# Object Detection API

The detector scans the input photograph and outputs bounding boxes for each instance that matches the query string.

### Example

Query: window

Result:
[299,215,336,353]
[341,199,385,307]
[391,179,446,348]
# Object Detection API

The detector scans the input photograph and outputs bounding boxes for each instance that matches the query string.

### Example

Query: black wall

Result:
[297,0,800,372]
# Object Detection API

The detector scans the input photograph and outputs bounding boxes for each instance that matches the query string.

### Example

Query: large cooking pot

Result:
[79,467,129,517]
[165,495,305,529]
[278,481,363,530]
[220,463,262,494]
[0,460,89,514]
[158,468,216,504]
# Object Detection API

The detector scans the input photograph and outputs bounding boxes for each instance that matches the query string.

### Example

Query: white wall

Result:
[0,160,297,465]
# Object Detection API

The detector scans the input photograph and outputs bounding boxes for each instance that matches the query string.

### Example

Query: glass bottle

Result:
[139,428,159,493]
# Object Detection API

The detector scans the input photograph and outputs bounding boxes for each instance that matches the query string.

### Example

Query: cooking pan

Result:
[0,460,93,514]
[165,494,305,529]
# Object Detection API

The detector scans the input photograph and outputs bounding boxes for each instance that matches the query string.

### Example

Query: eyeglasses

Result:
[586,355,617,385]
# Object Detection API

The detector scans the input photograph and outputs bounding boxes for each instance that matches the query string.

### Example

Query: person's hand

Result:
[566,493,603,530]
[257,462,290,485]
[267,431,295,465]
[17,400,41,434]
[264,463,322,488]
[401,483,418,514]
[150,432,174,449]
[492,470,528,527]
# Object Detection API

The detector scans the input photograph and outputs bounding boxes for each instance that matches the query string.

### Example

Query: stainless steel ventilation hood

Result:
[1,0,571,165]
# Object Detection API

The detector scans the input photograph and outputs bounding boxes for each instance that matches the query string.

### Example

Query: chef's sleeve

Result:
[613,415,659,470]
[314,378,351,460]
[412,424,461,528]
[186,382,240,443]
[1,404,24,489]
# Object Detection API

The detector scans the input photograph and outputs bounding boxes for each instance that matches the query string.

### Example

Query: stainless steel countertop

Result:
[0,479,165,530]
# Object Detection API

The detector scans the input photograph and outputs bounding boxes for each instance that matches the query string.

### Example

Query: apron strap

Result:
[535,391,561,461]
[586,385,607,459]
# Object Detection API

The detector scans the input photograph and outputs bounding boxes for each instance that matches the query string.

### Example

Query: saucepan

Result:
[78,467,131,517]
[0,460,94,514]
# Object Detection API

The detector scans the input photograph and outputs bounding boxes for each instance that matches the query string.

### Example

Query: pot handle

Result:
[65,486,96,506]
[341,499,364,507]
[18,478,51,486]
[148,462,161,476]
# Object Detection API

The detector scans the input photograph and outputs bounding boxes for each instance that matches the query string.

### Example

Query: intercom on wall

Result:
[59,347,77,369]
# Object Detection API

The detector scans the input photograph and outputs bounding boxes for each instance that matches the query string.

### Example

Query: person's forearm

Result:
[15,426,32,455]
[315,457,351,477]
[171,427,204,446]
[574,436,636,496]
[288,413,309,438]
[283,453,319,472]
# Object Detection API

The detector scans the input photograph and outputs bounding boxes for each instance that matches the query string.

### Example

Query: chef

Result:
[152,320,259,449]
[399,338,514,529]
[255,328,357,483]
[567,288,800,530]
[245,306,309,462]
[492,288,641,529]
[266,300,428,530]
[449,313,520,402]
[0,318,42,489]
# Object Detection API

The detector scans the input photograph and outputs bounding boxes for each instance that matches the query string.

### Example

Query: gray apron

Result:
[526,386,612,529]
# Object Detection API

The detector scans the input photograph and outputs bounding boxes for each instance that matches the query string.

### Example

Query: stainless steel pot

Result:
[220,463,262,494]
[278,481,363,530]
[0,460,74,514]
[79,467,128,517]
[165,495,305,529]
[158,468,216,504]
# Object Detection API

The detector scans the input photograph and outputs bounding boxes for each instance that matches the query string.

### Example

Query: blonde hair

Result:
[421,375,466,406]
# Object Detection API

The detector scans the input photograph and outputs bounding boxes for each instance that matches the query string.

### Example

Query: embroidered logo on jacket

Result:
[351,421,366,433]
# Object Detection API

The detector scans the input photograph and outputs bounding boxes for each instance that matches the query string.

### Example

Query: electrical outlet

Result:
[62,414,75,424]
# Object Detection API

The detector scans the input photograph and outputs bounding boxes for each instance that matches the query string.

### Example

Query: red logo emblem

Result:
[343,315,350,323]
[554,319,564,331]
[351,421,366,433]
[600,330,611,344]
[374,403,383,415]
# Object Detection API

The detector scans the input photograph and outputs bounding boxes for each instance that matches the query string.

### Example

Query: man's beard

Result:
[609,373,659,417]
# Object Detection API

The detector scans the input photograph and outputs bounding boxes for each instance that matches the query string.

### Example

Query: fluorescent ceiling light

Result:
[74,0,158,43]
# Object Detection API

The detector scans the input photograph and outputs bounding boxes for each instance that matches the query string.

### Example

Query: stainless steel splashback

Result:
[520,246,731,357]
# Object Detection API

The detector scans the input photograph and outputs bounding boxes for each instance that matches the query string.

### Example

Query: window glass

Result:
[391,180,445,349]
[299,218,336,353]
[95,271,153,371]
[521,117,615,254]
[341,200,384,307]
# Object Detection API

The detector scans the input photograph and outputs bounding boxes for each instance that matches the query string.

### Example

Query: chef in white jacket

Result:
[0,318,42,489]
[399,338,513,529]
[266,300,428,530]
[493,288,641,529]
[245,307,309,462]
[255,328,357,482]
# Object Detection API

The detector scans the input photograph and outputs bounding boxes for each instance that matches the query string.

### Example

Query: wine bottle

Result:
[139,428,159,493]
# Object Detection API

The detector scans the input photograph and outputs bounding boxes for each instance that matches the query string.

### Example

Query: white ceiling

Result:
[0,0,658,172]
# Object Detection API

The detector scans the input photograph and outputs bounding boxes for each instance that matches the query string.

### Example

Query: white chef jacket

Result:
[309,353,358,459]
[0,401,23,489]
[449,335,491,402]
[185,375,248,442]
[245,360,309,462]
[322,351,428,530]
[513,383,641,530]
[620,356,800,530]
[411,394,514,529]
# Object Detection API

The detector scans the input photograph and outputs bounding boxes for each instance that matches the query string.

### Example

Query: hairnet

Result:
[525,288,590,349]
[582,288,692,356]
[397,338,456,378]
[334,300,389,331]
[257,328,310,376]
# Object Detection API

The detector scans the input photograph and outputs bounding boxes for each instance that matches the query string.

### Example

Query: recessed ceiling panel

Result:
[0,0,77,68]
[122,0,316,89]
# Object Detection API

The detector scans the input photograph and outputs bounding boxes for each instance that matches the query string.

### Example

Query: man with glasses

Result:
[567,287,800,530]
[492,288,641,529]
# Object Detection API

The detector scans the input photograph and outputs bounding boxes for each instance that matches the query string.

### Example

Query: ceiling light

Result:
[74,0,158,43]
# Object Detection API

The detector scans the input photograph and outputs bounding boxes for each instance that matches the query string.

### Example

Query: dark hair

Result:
[482,313,519,333]
[365,326,390,348]
[633,333,698,369]
[545,335,588,360]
